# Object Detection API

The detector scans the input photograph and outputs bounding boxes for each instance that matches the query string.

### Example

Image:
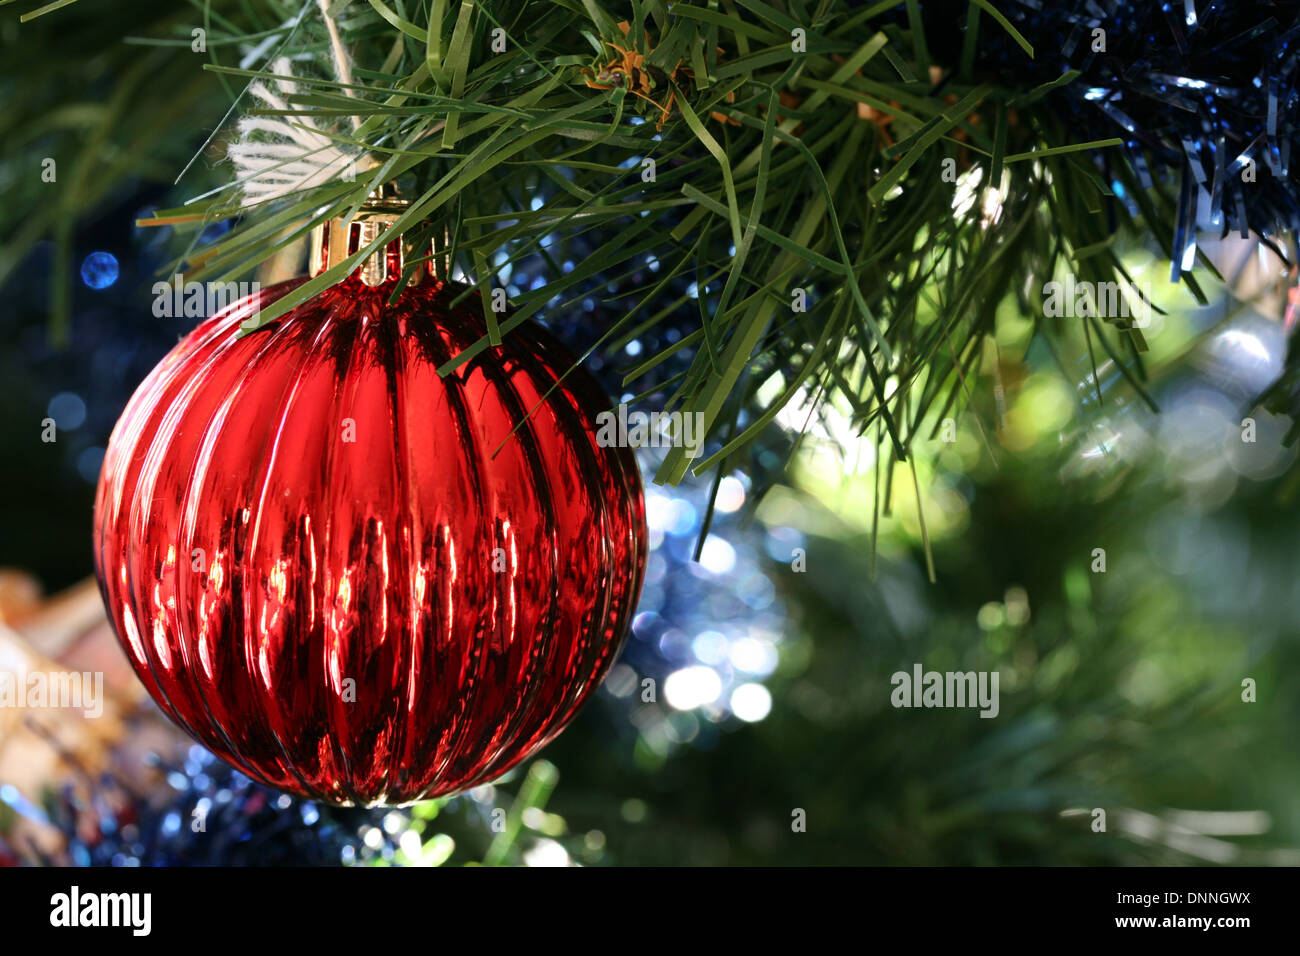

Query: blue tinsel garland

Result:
[921,0,1300,275]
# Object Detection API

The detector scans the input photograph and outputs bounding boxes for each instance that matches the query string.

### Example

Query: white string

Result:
[318,0,361,129]
[227,0,369,206]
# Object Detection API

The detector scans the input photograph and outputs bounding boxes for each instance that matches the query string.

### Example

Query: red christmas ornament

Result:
[93,206,646,805]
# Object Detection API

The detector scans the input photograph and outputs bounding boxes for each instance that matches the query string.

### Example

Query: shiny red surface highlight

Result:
[94,277,646,805]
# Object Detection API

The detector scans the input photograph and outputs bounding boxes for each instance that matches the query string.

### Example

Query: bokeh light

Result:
[79,251,119,289]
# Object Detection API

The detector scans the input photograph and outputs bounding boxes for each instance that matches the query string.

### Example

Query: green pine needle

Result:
[1,0,1200,496]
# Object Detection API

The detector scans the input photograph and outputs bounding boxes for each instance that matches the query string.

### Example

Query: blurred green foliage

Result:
[540,425,1300,865]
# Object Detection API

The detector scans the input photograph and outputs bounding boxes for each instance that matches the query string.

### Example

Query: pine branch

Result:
[3,0,1269,489]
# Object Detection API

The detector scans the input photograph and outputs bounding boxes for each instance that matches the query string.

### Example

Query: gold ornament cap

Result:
[308,184,445,287]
